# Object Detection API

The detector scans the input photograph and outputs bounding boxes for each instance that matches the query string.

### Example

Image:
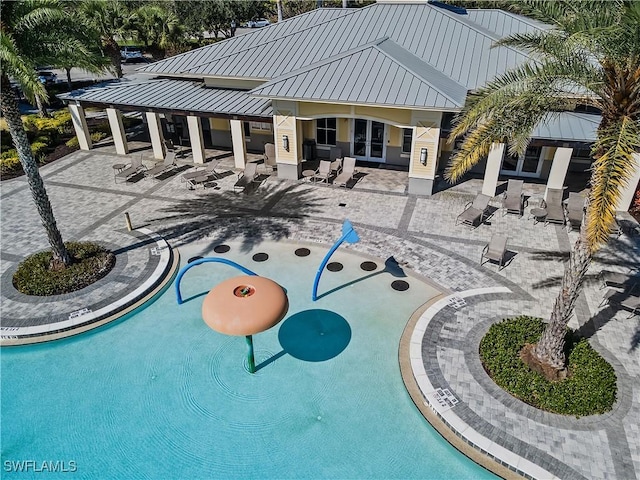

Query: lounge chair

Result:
[145,151,177,179]
[599,268,638,289]
[502,179,524,216]
[565,192,585,230]
[114,155,146,184]
[234,161,259,192]
[181,160,221,189]
[334,156,356,187]
[456,193,491,228]
[262,143,276,174]
[599,288,640,318]
[313,160,332,183]
[542,188,565,225]
[480,234,509,269]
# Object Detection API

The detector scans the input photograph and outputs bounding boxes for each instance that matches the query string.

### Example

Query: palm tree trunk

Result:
[525,205,592,379]
[0,74,71,268]
[104,38,123,78]
[277,0,283,22]
[35,94,51,118]
[65,67,73,90]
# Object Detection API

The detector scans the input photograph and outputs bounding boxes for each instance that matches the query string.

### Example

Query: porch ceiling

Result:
[59,78,273,119]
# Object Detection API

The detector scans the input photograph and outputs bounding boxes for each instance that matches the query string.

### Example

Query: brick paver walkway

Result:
[1,146,638,479]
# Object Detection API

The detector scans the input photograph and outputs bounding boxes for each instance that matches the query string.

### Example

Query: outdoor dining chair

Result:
[502,179,525,216]
[480,234,509,270]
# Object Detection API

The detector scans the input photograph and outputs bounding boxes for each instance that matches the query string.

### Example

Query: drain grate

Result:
[391,280,410,291]
[295,247,310,257]
[213,244,230,254]
[338,203,346,207]
[252,252,269,262]
[360,261,377,271]
[327,262,343,272]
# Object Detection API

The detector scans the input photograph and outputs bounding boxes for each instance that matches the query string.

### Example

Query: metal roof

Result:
[463,9,548,38]
[250,38,467,109]
[60,79,272,118]
[532,112,600,142]
[138,3,534,91]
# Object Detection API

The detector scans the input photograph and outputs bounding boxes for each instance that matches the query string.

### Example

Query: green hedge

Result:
[13,242,115,296]
[479,316,617,416]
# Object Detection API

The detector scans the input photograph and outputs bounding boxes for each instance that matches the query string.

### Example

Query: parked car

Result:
[247,18,270,28]
[120,47,144,62]
[37,71,57,85]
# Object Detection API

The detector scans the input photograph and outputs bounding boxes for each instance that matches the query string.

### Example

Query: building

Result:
[61,0,640,210]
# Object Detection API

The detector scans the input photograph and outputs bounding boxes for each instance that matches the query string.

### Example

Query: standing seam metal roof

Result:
[249,38,467,109]
[137,3,539,90]
[60,79,272,117]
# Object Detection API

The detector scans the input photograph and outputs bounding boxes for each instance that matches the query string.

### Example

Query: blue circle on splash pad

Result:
[278,309,351,362]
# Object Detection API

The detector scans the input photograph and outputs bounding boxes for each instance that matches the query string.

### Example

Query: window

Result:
[402,128,413,154]
[316,118,336,146]
[249,122,272,132]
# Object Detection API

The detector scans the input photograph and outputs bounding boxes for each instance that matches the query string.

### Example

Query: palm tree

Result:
[79,0,136,78]
[446,0,640,380]
[0,0,72,267]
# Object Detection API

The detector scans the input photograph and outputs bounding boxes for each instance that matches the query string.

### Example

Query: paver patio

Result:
[1,145,638,479]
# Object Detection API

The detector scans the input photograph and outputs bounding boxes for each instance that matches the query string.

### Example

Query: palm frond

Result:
[587,117,640,249]
[0,31,46,104]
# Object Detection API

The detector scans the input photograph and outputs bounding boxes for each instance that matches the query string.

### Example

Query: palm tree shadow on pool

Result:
[314,256,407,301]
[255,309,351,371]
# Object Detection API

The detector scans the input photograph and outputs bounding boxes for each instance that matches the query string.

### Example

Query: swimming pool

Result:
[1,241,496,479]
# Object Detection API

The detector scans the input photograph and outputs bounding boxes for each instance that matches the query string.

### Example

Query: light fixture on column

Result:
[282,135,289,152]
[420,147,428,165]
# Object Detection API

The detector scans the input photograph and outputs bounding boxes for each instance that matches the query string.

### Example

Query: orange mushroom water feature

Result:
[201,275,289,373]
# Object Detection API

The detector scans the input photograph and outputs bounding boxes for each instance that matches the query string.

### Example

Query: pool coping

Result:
[1,228,178,346]
[400,287,560,480]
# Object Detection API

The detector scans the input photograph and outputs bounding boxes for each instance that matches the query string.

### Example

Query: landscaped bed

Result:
[480,316,617,417]
[13,242,115,296]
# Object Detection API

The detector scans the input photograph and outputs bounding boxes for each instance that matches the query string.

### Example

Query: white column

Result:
[106,108,129,155]
[545,147,572,200]
[616,153,640,211]
[187,115,206,164]
[482,142,505,197]
[230,119,247,168]
[146,112,165,160]
[68,104,92,150]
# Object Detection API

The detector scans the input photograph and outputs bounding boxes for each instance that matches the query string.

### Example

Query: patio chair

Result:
[599,288,640,318]
[181,160,221,188]
[455,193,491,228]
[334,156,357,188]
[234,161,259,192]
[480,234,509,269]
[542,188,565,225]
[329,146,343,162]
[599,268,638,289]
[565,192,585,230]
[502,179,524,216]
[312,160,332,183]
[262,143,276,174]
[145,151,177,179]
[114,155,146,184]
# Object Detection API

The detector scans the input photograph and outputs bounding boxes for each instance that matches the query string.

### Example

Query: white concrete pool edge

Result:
[409,287,561,480]
[0,228,171,341]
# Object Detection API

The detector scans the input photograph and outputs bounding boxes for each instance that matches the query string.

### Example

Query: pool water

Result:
[1,241,496,479]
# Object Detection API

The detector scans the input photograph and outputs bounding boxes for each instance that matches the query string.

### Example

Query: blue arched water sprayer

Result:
[175,257,257,304]
[312,220,360,301]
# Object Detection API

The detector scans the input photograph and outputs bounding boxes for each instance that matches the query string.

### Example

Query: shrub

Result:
[90,131,107,142]
[13,242,115,296]
[65,136,80,148]
[479,316,617,416]
[0,155,22,177]
[31,140,49,157]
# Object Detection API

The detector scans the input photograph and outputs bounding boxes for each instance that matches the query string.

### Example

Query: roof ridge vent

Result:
[427,1,467,15]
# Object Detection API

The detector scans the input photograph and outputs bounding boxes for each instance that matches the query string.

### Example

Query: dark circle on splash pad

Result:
[326,262,343,272]
[252,252,269,262]
[391,280,410,291]
[213,245,230,254]
[295,248,310,257]
[188,256,203,263]
[360,261,377,272]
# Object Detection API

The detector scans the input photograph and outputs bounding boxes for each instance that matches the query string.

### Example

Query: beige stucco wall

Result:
[298,102,352,117]
[210,118,230,131]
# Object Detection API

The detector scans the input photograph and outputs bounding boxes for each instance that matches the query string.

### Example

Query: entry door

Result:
[500,146,543,177]
[352,119,386,162]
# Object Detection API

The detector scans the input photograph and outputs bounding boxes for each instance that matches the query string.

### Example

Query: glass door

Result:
[500,146,543,177]
[351,119,386,162]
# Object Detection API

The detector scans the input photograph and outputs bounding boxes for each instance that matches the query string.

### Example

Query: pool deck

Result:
[1,145,639,480]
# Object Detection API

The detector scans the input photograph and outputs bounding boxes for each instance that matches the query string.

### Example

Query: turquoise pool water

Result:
[1,241,496,479]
